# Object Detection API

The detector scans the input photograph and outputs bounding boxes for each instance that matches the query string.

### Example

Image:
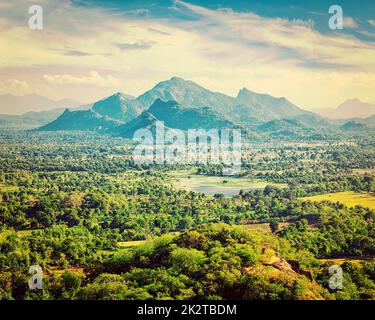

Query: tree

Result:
[269,220,279,233]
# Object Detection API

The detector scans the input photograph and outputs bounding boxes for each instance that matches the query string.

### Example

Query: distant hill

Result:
[362,114,375,126]
[0,108,66,129]
[253,119,323,139]
[0,103,91,129]
[0,93,83,115]
[316,98,375,119]
[290,113,331,128]
[39,109,122,132]
[333,114,375,128]
[340,121,368,131]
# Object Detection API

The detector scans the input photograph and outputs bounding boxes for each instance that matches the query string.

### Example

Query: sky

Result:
[0,0,374,110]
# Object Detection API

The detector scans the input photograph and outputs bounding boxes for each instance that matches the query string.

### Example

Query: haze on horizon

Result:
[0,0,374,112]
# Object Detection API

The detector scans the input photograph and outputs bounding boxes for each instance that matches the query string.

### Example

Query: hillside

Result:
[87,224,330,300]
[116,99,237,138]
[0,108,66,129]
[39,109,122,132]
[340,121,368,131]
[91,92,143,122]
[136,77,235,115]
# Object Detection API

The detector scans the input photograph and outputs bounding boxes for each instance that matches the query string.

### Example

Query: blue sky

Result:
[0,0,374,110]
[76,0,375,39]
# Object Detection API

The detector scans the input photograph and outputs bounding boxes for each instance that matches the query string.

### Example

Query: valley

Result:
[0,128,374,300]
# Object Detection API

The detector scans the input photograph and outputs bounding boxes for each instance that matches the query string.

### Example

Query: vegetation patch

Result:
[302,192,375,210]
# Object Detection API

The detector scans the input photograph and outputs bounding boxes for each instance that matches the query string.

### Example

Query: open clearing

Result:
[302,192,375,210]
[242,222,290,233]
[48,267,85,276]
[170,170,286,197]
[319,256,374,265]
[117,240,150,248]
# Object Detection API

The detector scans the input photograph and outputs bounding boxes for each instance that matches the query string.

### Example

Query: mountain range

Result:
[1,77,374,138]
[37,77,333,139]
[0,104,91,129]
[0,93,83,115]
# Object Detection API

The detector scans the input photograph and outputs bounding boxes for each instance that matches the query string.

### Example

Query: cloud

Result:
[344,17,358,29]
[171,0,375,71]
[115,41,156,50]
[42,71,120,87]
[148,27,171,36]
[49,48,92,56]
[63,50,92,56]
[123,8,151,18]
[0,79,31,95]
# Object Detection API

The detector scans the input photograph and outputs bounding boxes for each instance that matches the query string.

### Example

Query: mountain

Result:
[92,92,142,122]
[136,78,312,125]
[0,94,83,115]
[316,98,375,119]
[136,77,235,115]
[38,92,146,133]
[235,88,306,121]
[116,99,237,138]
[39,109,122,132]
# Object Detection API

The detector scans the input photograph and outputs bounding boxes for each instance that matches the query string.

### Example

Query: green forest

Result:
[0,131,374,300]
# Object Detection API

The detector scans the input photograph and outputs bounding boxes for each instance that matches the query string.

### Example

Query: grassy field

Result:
[319,257,374,265]
[48,267,85,276]
[117,240,150,248]
[302,192,375,210]
[169,170,286,197]
[352,168,375,175]
[242,222,290,233]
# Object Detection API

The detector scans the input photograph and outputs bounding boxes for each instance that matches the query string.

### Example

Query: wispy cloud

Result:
[344,17,358,29]
[63,50,92,56]
[148,27,171,36]
[0,79,31,95]
[43,71,120,87]
[49,48,92,56]
[171,0,375,71]
[115,41,156,50]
